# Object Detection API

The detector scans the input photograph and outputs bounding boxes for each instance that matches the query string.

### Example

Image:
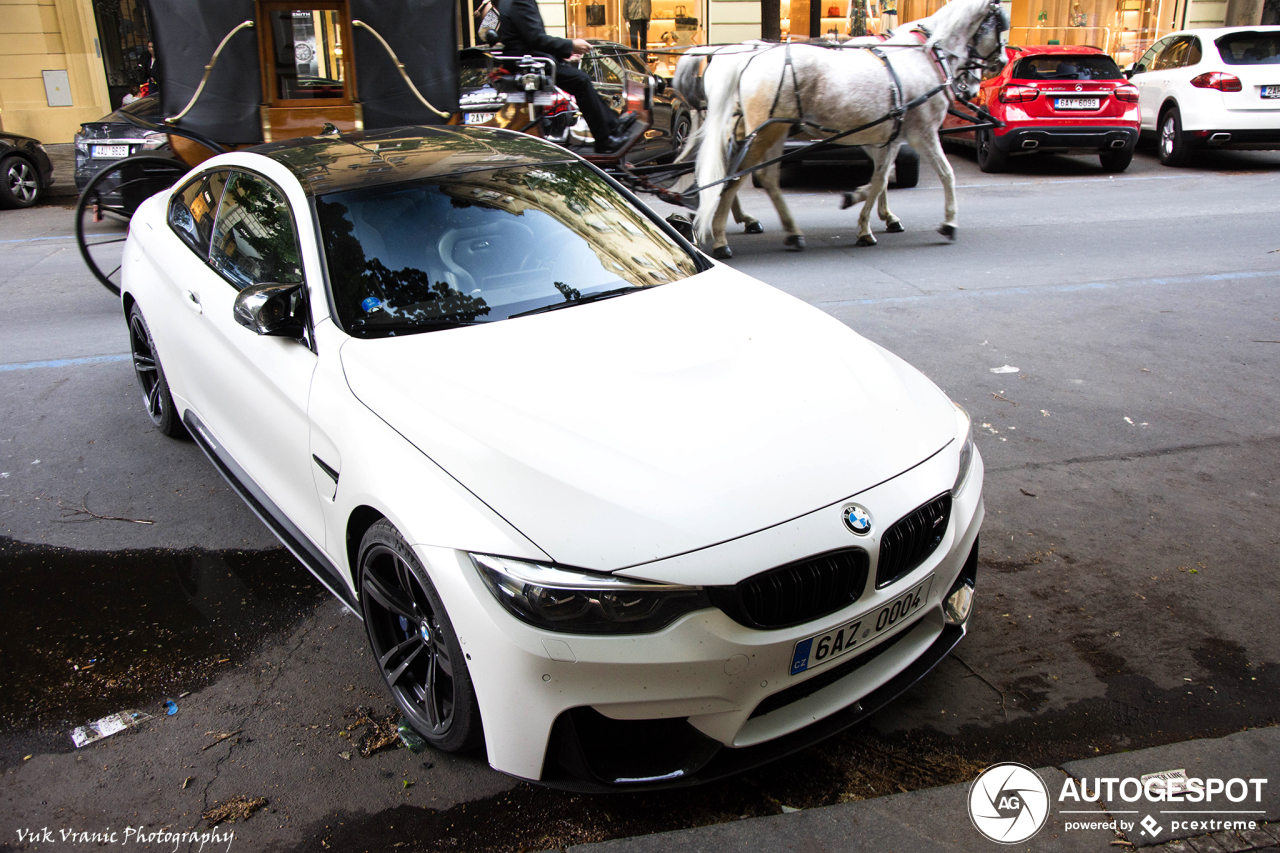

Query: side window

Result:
[1153,37,1191,71]
[1186,37,1203,66]
[168,171,228,258]
[1134,37,1171,74]
[209,171,304,290]
[593,54,624,86]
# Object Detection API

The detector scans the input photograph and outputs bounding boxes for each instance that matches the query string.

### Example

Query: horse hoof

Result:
[938,224,957,241]
[886,220,905,234]
[744,221,765,234]
[711,245,733,260]
[840,192,855,211]
[856,234,877,247]
[784,235,806,251]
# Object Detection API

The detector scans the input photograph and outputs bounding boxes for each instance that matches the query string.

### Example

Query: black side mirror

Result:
[666,213,694,241]
[234,282,307,338]
[652,75,667,94]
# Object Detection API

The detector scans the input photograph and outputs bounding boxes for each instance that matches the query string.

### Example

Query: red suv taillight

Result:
[999,85,1040,103]
[1113,84,1140,102]
[1190,72,1242,92]
[545,90,574,117]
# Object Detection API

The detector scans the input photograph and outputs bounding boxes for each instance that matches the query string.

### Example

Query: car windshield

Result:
[1216,32,1280,65]
[1013,55,1123,80]
[316,162,700,337]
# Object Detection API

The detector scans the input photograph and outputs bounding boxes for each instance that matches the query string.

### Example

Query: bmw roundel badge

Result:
[842,504,873,535]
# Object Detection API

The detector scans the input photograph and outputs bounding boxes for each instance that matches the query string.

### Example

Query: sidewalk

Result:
[560,726,1279,853]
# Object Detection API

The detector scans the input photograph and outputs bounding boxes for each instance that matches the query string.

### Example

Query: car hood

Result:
[339,266,956,571]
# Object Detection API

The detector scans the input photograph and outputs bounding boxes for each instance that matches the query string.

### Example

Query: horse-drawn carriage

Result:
[76,0,1007,290]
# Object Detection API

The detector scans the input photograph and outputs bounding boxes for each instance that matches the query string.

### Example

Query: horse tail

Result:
[693,54,744,244]
[672,49,709,110]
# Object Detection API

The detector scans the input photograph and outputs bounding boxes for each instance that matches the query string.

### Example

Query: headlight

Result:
[951,403,975,497]
[470,554,712,635]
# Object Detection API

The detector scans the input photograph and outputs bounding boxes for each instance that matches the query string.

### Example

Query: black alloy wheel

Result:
[127,303,185,438]
[359,520,482,752]
[672,112,692,152]
[0,155,41,208]
[976,128,1008,173]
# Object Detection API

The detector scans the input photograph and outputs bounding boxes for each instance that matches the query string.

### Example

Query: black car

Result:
[457,41,694,164]
[0,132,54,209]
[74,95,168,191]
[772,136,920,188]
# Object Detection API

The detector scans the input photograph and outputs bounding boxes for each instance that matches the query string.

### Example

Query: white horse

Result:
[689,0,1008,259]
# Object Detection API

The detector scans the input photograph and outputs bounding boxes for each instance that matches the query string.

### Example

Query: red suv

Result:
[944,46,1141,173]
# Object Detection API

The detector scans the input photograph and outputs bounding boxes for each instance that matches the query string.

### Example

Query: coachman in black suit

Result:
[496,0,635,153]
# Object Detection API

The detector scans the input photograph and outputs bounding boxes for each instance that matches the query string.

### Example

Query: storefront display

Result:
[1009,0,1173,64]
[569,0,707,73]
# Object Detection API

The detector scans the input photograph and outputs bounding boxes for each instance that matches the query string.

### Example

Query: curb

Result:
[554,726,1279,852]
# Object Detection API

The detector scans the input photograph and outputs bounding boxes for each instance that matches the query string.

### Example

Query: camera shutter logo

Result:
[968,763,1050,844]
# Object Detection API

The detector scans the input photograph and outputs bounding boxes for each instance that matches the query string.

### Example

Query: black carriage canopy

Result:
[149,0,460,144]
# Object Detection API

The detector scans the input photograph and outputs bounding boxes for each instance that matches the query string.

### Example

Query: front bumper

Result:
[995,124,1138,154]
[416,442,984,788]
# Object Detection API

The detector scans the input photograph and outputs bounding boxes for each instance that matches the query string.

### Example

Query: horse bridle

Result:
[929,0,1008,100]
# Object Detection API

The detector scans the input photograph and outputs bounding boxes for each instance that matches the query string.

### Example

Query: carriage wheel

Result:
[75,154,188,296]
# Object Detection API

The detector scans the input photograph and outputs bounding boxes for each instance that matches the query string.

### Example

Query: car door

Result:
[1132,36,1174,127]
[155,169,230,409]
[183,169,326,548]
[1136,36,1197,127]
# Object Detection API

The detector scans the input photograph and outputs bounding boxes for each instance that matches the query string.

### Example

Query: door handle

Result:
[184,290,202,314]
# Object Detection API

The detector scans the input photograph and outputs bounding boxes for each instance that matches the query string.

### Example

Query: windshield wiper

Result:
[509,287,640,319]
[358,319,485,337]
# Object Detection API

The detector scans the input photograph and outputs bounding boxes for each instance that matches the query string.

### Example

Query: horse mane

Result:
[917,0,992,46]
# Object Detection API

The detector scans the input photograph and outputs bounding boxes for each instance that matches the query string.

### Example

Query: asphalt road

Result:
[1,143,1278,852]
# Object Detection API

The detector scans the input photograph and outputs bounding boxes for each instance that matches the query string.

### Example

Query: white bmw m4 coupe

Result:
[120,126,983,789]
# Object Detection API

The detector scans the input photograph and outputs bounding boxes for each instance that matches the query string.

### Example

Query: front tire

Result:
[359,520,483,753]
[891,147,920,188]
[0,155,41,209]
[1158,107,1193,167]
[127,303,185,438]
[976,129,1008,173]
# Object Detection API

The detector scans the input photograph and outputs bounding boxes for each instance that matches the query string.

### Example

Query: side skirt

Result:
[183,410,362,618]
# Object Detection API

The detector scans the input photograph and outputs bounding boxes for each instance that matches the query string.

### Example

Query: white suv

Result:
[1128,26,1280,165]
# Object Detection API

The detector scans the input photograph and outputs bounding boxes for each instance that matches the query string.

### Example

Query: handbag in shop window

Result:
[674,4,698,30]
[586,3,607,25]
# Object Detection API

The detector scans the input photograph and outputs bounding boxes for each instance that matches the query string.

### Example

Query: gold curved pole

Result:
[352,19,451,119]
[166,20,256,124]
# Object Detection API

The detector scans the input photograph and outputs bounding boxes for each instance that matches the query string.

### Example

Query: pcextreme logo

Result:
[968,763,1051,844]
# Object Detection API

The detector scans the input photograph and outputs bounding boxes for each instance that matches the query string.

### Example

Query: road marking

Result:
[0,354,130,372]
[815,269,1279,308]
[0,235,77,244]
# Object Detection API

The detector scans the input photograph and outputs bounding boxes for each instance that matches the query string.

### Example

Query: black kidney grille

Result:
[713,549,869,630]
[876,493,951,588]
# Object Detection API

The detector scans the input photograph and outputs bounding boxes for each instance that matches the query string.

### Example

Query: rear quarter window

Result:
[1014,54,1124,80]
[1216,32,1280,64]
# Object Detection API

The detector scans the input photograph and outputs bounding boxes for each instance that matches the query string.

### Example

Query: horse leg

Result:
[752,134,805,251]
[731,197,765,234]
[710,177,746,259]
[852,147,894,246]
[914,132,958,240]
[876,144,905,233]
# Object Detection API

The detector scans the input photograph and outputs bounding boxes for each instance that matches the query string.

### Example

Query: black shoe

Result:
[616,111,638,134]
[595,132,630,155]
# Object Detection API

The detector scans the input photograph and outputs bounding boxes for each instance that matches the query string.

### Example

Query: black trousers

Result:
[555,61,616,144]
[628,18,648,51]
